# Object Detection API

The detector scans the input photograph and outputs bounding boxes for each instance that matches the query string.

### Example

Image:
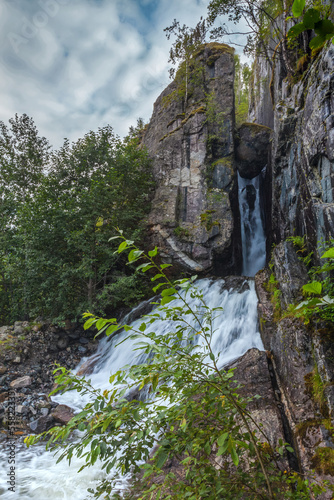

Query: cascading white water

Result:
[0,279,264,500]
[0,169,268,499]
[238,172,266,277]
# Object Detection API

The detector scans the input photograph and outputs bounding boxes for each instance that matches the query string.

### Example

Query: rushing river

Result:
[0,171,266,499]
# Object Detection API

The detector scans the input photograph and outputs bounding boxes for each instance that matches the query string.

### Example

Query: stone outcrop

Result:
[143,43,241,275]
[256,243,334,494]
[235,122,272,179]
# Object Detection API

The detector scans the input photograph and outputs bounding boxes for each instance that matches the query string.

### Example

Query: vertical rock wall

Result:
[142,43,241,275]
[252,26,334,492]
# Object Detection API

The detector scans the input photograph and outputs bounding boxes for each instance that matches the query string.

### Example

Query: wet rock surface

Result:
[0,321,98,433]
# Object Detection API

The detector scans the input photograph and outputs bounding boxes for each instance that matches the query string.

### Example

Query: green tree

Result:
[164,17,207,107]
[0,114,50,322]
[22,126,153,320]
[0,122,153,324]
[234,54,252,126]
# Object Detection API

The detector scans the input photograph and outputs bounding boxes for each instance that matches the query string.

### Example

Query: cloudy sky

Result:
[0,0,247,150]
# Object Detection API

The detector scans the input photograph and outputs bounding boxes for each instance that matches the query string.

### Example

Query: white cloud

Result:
[0,0,249,150]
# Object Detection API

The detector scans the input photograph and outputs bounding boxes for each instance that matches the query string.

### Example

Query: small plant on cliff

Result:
[291,246,334,324]
[25,234,329,499]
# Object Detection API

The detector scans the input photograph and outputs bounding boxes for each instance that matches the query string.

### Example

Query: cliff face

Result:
[252,36,334,490]
[251,41,334,255]
[142,43,241,275]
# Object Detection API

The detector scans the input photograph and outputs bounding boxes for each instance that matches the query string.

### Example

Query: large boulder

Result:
[51,404,74,425]
[235,122,272,179]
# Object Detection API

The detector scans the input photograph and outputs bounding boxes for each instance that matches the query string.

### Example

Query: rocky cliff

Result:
[251,30,334,492]
[142,43,241,275]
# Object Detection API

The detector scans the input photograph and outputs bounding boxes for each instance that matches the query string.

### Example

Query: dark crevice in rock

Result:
[266,354,300,473]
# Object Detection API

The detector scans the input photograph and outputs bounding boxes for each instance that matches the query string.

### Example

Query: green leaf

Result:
[106,324,119,336]
[217,432,228,447]
[148,246,158,257]
[84,318,96,330]
[117,241,128,253]
[161,296,175,305]
[230,446,239,466]
[128,249,144,263]
[161,288,177,297]
[136,263,155,272]
[160,263,172,270]
[151,274,164,282]
[155,452,168,469]
[314,19,334,36]
[115,419,122,429]
[217,441,229,456]
[96,318,108,330]
[288,22,306,38]
[303,8,321,29]
[302,281,322,295]
[286,446,294,453]
[321,247,334,259]
[292,0,305,17]
[309,34,326,49]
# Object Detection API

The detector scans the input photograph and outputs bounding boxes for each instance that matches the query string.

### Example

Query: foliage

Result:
[234,55,252,127]
[0,114,51,322]
[25,235,329,499]
[0,118,154,324]
[206,0,285,57]
[288,0,334,50]
[286,235,313,267]
[291,245,334,324]
[163,18,209,109]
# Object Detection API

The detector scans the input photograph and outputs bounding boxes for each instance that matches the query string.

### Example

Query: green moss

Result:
[211,157,233,171]
[193,42,235,60]
[173,226,190,240]
[311,447,334,476]
[295,419,323,440]
[304,364,329,416]
[181,106,206,126]
[200,210,219,232]
[160,107,206,142]
[265,271,282,321]
[238,122,272,136]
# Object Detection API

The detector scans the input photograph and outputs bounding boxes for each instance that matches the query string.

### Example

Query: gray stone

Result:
[142,43,240,275]
[235,122,272,179]
[51,404,74,425]
[9,376,32,389]
[29,415,54,434]
[57,336,69,350]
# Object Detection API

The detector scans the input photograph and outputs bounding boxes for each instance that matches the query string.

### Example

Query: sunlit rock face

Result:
[143,43,241,276]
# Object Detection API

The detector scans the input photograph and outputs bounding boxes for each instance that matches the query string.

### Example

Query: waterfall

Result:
[0,173,267,500]
[238,172,266,277]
